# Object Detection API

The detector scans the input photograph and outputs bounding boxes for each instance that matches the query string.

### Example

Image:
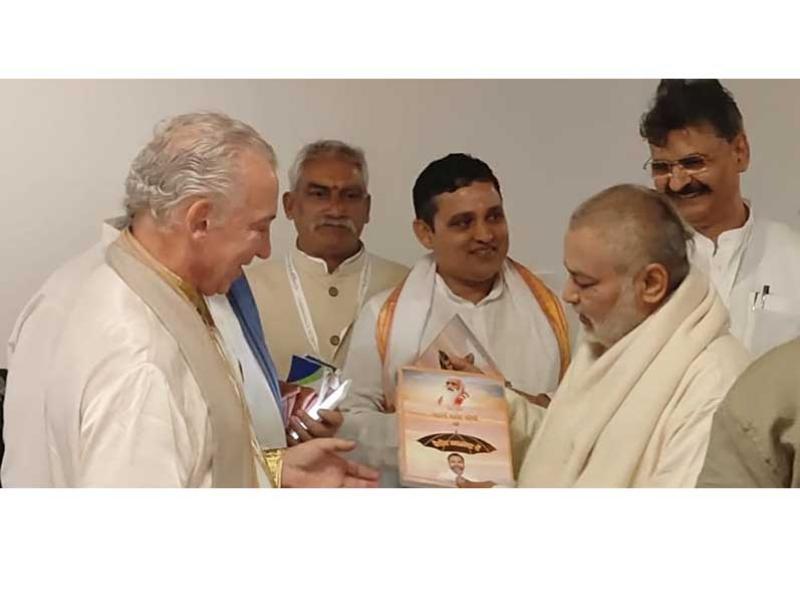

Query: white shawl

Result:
[382,254,559,403]
[518,268,728,487]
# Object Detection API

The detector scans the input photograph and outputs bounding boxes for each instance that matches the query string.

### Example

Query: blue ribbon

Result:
[226,275,286,424]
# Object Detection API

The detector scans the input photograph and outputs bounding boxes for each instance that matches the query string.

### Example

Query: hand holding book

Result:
[440,351,484,375]
[285,355,350,444]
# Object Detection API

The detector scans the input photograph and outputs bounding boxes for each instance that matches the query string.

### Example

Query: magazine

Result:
[396,366,515,488]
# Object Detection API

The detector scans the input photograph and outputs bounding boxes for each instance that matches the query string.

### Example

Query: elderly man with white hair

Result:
[514,184,752,487]
[1,112,378,488]
[248,140,408,380]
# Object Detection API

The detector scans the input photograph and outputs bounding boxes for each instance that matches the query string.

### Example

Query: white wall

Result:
[2,79,799,366]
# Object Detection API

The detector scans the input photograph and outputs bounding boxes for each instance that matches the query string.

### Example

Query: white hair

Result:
[288,139,369,191]
[124,111,277,221]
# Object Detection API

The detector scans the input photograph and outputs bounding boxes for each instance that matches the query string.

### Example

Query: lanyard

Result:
[286,252,372,357]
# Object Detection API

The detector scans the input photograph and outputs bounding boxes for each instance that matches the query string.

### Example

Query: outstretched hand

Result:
[282,438,379,488]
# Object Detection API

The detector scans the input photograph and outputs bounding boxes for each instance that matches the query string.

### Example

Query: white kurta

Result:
[689,206,800,358]
[339,265,562,486]
[3,224,270,487]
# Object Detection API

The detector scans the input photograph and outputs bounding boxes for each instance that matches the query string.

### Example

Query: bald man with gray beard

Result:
[512,184,752,487]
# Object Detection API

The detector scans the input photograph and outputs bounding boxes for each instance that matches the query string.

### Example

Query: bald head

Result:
[569,184,692,294]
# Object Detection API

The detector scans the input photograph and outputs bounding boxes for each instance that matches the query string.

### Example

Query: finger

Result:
[317,409,344,428]
[345,459,380,481]
[286,432,299,447]
[288,417,314,442]
[295,411,332,437]
[300,391,317,412]
[342,475,379,488]
[312,437,357,453]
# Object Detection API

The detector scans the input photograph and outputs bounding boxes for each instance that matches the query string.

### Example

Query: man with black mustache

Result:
[640,79,800,357]
[248,139,407,379]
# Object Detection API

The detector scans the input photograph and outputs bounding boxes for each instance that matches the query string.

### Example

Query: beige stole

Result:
[106,235,257,488]
[518,268,728,487]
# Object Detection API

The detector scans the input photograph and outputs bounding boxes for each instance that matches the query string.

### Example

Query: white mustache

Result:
[314,218,357,234]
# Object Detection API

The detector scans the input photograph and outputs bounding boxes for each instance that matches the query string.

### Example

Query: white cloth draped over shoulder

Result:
[3,224,271,487]
[339,254,564,486]
[381,254,561,403]
[517,268,751,487]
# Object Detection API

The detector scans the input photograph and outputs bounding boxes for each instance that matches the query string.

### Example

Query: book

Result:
[396,366,515,488]
[285,354,351,440]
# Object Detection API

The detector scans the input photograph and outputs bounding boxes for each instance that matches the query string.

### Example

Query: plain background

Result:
[2,79,799,365]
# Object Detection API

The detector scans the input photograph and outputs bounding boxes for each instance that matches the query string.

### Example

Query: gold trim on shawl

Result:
[375,277,407,366]
[507,259,571,381]
[121,229,215,327]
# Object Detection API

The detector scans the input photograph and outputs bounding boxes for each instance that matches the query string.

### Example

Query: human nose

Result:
[473,219,494,242]
[666,164,692,191]
[326,195,347,217]
[256,232,271,259]
[562,278,579,306]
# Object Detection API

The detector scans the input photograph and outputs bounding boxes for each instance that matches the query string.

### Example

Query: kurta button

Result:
[330,334,340,346]
[328,286,339,297]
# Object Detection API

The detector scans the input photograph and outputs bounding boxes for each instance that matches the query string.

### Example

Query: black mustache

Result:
[665,182,712,199]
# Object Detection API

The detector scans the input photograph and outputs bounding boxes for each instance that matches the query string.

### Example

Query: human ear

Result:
[185,198,214,238]
[413,219,435,250]
[638,263,670,309]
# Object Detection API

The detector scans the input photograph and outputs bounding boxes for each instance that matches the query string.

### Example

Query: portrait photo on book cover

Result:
[397,367,515,488]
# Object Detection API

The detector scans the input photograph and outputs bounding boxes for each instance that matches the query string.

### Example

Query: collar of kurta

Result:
[692,201,754,259]
[290,242,366,277]
[121,228,215,328]
[433,270,506,308]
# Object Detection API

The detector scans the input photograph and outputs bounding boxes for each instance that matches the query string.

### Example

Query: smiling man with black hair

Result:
[338,153,571,486]
[640,79,800,357]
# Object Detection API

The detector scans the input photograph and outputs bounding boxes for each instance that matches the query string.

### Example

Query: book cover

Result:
[286,354,335,386]
[396,366,515,488]
[415,314,502,378]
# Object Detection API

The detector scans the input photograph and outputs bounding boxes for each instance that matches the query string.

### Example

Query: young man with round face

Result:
[338,153,571,486]
[247,140,408,378]
[640,79,800,358]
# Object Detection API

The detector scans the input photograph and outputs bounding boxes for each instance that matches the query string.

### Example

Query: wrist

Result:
[261,448,286,488]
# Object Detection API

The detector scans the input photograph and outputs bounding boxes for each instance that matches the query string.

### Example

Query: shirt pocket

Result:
[743,292,800,357]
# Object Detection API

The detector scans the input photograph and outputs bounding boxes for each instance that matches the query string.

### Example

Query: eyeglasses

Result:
[642,154,709,179]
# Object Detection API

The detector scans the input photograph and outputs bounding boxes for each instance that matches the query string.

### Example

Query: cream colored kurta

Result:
[338,259,564,487]
[246,245,408,378]
[689,205,800,358]
[516,269,752,488]
[3,226,270,487]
